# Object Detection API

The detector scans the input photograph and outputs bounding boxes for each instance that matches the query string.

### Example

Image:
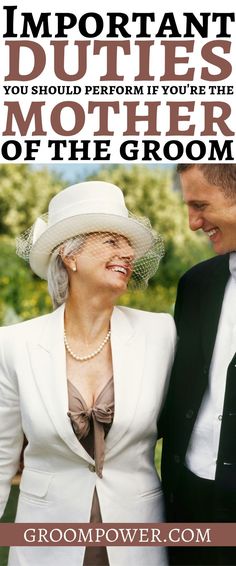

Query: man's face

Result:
[180,166,236,254]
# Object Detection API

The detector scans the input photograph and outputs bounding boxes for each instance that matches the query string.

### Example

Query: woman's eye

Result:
[105,238,117,245]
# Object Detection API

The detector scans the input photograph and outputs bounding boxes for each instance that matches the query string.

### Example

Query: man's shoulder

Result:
[181,254,229,284]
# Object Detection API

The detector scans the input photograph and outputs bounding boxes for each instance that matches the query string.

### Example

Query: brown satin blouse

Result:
[67,377,114,566]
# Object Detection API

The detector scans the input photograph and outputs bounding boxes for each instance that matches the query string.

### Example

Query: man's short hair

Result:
[177,164,236,199]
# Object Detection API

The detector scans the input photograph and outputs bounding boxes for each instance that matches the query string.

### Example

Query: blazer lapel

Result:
[105,306,146,453]
[28,305,146,460]
[27,304,94,464]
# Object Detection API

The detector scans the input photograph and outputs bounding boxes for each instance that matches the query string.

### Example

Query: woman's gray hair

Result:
[47,235,86,309]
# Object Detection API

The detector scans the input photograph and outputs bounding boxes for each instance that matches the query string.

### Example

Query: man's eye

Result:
[193,203,206,211]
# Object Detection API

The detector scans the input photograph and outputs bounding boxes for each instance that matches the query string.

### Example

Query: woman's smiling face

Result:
[72,232,135,295]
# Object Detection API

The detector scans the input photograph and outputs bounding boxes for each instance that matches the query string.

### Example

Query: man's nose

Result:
[188,209,204,231]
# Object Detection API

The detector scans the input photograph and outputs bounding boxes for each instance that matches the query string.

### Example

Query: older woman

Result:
[0,181,176,566]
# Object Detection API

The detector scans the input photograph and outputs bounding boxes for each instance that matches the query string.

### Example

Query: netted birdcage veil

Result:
[16,213,48,263]
[15,181,165,289]
[126,213,164,288]
[16,216,164,289]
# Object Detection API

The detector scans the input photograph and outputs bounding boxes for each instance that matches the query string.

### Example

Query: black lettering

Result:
[183,12,210,38]
[185,140,206,159]
[155,13,181,38]
[21,12,52,38]
[1,140,22,160]
[209,139,233,160]
[55,13,78,38]
[213,13,235,37]
[132,13,155,38]
[106,13,131,38]
[3,5,17,37]
[78,13,104,38]
[120,140,139,160]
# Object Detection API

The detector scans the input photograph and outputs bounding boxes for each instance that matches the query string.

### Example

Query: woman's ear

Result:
[59,248,77,273]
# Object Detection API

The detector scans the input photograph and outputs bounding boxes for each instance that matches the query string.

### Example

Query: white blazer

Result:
[0,304,176,566]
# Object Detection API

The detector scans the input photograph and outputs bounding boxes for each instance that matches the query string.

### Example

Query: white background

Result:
[0,0,235,163]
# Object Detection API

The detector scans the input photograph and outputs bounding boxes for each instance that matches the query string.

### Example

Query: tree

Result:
[0,237,51,324]
[0,164,62,236]
[0,164,212,322]
[0,164,63,324]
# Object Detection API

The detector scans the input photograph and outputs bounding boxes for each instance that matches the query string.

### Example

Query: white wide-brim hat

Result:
[16,181,163,280]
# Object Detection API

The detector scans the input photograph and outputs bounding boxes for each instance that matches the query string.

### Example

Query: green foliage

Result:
[0,164,213,323]
[0,164,62,236]
[0,237,52,323]
[0,485,19,564]
[0,164,62,324]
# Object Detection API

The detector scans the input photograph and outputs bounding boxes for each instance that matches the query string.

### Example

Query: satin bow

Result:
[68,401,114,477]
[68,402,114,439]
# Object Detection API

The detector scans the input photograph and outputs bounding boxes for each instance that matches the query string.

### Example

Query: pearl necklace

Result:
[64,328,111,362]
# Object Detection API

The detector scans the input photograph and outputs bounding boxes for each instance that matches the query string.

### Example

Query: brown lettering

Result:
[201,102,234,135]
[93,40,130,80]
[5,41,46,80]
[3,102,46,135]
[123,102,161,135]
[88,102,119,135]
[51,102,85,135]
[201,40,232,80]
[166,102,195,135]
[134,41,155,80]
[160,40,194,80]
[51,40,90,80]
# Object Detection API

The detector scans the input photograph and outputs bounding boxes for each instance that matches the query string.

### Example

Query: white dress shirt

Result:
[186,253,236,480]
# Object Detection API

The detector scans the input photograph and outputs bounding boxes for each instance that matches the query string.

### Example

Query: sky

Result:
[30,163,102,184]
[31,163,173,184]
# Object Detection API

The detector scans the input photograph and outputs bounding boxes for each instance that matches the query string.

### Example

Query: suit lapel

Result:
[201,254,230,365]
[27,304,94,464]
[105,307,146,453]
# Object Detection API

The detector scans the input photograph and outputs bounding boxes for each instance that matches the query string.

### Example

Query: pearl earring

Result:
[72,265,77,272]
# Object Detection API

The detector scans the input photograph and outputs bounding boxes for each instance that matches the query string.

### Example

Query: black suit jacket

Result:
[161,253,233,518]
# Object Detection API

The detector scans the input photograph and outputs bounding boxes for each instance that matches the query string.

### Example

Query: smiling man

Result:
[161,164,236,566]
[181,165,236,254]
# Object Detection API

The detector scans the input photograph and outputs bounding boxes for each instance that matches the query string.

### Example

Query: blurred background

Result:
[0,163,213,563]
[0,163,213,325]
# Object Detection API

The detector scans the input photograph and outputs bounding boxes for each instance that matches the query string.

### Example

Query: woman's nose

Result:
[118,250,134,263]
